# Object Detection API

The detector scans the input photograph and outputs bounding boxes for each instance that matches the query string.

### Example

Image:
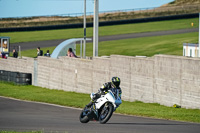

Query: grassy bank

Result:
[0,18,198,43]
[1,2,199,28]
[0,82,200,123]
[21,32,198,57]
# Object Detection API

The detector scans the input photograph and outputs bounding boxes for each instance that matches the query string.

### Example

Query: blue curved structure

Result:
[51,38,91,59]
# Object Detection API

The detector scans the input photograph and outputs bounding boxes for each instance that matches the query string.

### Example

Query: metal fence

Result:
[0,4,200,28]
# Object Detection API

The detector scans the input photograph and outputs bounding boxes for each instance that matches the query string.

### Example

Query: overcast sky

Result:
[0,0,174,18]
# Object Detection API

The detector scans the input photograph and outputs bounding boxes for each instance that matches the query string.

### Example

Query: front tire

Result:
[79,109,90,123]
[99,103,113,124]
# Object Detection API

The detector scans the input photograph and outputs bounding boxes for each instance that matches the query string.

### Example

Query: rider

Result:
[86,77,122,108]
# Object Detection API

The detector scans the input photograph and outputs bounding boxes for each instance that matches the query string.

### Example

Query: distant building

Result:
[183,43,199,57]
[0,36,10,57]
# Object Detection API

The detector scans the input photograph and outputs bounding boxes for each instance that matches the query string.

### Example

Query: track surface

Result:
[0,96,200,133]
[11,28,198,51]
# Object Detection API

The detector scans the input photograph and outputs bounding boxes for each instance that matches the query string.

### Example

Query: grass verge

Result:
[0,18,198,43]
[21,32,198,58]
[0,82,200,123]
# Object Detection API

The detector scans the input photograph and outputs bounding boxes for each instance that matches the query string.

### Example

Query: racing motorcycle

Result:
[79,89,122,124]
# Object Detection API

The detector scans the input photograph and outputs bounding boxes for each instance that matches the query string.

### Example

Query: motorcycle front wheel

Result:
[79,109,90,123]
[99,103,113,124]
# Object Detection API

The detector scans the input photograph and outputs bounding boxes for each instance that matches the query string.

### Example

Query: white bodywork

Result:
[90,90,122,110]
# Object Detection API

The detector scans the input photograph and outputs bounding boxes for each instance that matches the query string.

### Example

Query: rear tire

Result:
[79,109,90,123]
[99,103,113,124]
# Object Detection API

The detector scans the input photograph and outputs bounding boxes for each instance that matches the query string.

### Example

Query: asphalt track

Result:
[0,96,200,133]
[11,28,198,51]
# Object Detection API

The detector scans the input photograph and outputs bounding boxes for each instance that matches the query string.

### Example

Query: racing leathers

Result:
[86,82,122,107]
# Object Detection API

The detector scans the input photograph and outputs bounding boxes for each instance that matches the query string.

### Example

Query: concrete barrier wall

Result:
[0,54,199,109]
[154,55,183,107]
[180,57,200,109]
[109,55,155,102]
[153,55,200,109]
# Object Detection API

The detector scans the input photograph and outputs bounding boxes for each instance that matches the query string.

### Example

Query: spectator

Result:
[37,47,43,57]
[13,49,18,58]
[37,47,40,57]
[67,48,77,58]
[0,52,7,59]
[44,50,51,57]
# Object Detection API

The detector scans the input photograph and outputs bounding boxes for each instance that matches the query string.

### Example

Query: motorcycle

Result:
[79,89,122,124]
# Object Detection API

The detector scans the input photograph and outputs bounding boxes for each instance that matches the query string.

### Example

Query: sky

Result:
[0,0,174,18]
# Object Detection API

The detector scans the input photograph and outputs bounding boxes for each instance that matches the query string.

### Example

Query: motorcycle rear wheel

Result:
[79,109,90,123]
[99,103,113,124]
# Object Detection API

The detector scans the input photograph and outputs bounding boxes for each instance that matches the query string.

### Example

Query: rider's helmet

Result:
[111,77,120,88]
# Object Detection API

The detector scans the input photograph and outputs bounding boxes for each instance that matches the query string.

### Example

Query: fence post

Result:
[34,59,38,86]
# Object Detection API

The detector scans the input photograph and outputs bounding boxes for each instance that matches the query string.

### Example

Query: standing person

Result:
[37,47,43,57]
[44,50,50,57]
[67,48,77,58]
[13,49,18,58]
[37,47,40,57]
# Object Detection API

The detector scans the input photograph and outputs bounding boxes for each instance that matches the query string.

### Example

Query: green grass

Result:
[20,32,198,58]
[0,82,89,108]
[0,18,198,43]
[0,82,200,123]
[81,32,198,57]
